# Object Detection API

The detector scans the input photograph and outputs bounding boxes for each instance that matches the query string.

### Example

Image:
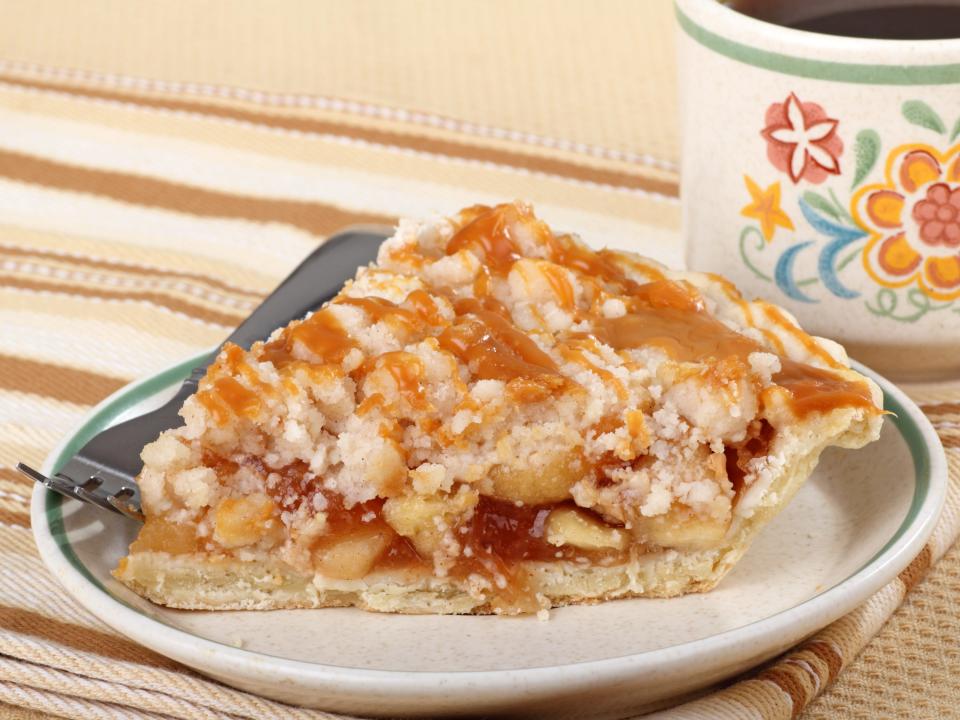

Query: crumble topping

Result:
[134,201,880,603]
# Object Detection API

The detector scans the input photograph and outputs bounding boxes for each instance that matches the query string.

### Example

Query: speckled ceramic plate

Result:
[31,353,946,719]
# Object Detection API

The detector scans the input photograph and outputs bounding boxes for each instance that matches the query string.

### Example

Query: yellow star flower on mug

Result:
[741,175,795,242]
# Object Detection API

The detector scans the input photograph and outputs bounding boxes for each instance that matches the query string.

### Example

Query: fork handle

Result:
[73,227,391,480]
[183,226,391,382]
[186,226,390,376]
[169,226,390,407]
[218,227,390,356]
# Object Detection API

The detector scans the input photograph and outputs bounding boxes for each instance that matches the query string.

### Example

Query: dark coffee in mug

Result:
[727,0,960,40]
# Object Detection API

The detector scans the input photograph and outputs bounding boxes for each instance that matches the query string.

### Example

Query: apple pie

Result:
[114,202,883,615]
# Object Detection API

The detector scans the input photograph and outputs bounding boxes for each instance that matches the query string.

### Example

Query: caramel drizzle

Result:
[760,303,842,369]
[371,351,431,411]
[438,298,560,382]
[559,343,628,401]
[445,203,528,273]
[708,272,787,356]
[264,308,357,367]
[197,202,877,427]
[539,263,576,310]
[337,290,445,329]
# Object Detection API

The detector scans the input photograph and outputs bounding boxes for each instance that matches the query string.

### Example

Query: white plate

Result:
[32,353,946,718]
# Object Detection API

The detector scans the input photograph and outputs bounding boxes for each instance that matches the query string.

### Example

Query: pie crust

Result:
[114,202,883,615]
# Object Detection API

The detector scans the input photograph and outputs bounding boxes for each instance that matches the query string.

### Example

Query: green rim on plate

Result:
[675,4,960,85]
[45,353,205,595]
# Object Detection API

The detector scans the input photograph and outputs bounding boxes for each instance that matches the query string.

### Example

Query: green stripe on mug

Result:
[676,5,960,85]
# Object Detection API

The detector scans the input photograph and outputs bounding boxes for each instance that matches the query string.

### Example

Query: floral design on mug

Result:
[852,144,960,301]
[739,98,960,323]
[740,175,794,242]
[761,93,843,185]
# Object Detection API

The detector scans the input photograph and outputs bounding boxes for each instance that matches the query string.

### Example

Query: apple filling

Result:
[128,419,775,613]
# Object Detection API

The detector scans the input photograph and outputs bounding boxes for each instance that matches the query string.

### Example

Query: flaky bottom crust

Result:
[114,407,876,614]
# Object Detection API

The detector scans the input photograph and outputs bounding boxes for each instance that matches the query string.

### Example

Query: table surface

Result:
[0,2,958,718]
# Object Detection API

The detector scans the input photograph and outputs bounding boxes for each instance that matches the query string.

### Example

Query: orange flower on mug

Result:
[852,143,960,301]
[762,93,843,185]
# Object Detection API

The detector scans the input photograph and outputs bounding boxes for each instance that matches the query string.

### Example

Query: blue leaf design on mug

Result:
[798,198,866,299]
[775,241,818,304]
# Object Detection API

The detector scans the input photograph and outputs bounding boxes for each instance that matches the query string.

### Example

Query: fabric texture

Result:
[0,1,957,718]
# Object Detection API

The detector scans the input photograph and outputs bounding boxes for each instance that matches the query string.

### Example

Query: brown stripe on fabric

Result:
[804,639,844,684]
[898,544,933,592]
[941,435,960,449]
[0,699,53,720]
[758,668,807,719]
[0,508,29,529]
[2,274,243,328]
[0,354,126,406]
[0,487,31,508]
[0,147,394,240]
[0,73,678,197]
[0,245,265,300]
[0,469,30,487]
[0,605,182,671]
[922,402,960,415]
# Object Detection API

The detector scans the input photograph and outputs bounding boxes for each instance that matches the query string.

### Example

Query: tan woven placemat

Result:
[0,2,957,718]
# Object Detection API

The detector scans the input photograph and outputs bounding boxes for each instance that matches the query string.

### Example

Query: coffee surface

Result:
[732,2,960,40]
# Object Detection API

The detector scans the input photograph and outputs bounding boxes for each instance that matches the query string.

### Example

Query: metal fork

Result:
[18,227,390,522]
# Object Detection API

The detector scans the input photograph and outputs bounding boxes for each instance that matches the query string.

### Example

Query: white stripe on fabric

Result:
[0,312,208,379]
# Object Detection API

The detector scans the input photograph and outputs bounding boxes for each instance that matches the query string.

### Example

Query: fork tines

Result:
[17,463,145,522]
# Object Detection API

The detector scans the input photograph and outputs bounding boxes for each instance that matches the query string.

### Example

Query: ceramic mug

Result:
[676,0,960,379]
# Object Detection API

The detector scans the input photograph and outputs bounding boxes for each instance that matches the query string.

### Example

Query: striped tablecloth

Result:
[1,2,958,718]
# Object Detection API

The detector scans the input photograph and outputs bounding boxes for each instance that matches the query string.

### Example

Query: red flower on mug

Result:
[761,93,843,185]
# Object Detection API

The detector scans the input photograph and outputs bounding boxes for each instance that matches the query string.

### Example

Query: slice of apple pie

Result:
[115,202,883,615]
